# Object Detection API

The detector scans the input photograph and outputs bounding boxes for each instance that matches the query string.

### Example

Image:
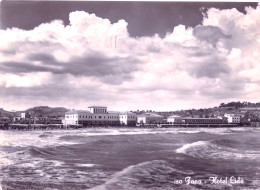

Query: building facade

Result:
[224,114,241,123]
[167,115,182,124]
[137,113,164,124]
[119,112,137,126]
[183,117,224,124]
[63,106,136,126]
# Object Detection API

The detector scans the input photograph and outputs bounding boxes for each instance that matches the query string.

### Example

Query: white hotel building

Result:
[63,106,137,126]
[224,113,241,124]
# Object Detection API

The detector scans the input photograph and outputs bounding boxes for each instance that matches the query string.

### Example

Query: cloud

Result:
[0,5,260,111]
[27,53,57,62]
[0,52,141,84]
[193,25,231,46]
[190,57,229,78]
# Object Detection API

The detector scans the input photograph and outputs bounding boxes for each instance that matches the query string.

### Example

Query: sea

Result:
[0,127,260,190]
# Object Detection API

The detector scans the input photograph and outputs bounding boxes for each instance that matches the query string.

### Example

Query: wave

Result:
[176,141,208,154]
[75,128,254,137]
[90,160,198,190]
[39,134,50,138]
[59,135,87,141]
[176,139,260,160]
[1,127,244,148]
[75,163,96,168]
[26,146,60,157]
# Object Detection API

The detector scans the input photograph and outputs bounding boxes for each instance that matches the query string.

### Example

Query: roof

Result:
[119,111,136,115]
[183,117,221,120]
[137,113,163,118]
[65,110,91,114]
[168,115,181,118]
[88,106,107,108]
[107,111,120,114]
[224,113,243,116]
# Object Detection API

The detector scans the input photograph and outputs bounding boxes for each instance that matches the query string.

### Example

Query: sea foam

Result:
[176,141,209,154]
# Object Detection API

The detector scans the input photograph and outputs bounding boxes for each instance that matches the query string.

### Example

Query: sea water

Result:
[0,127,260,189]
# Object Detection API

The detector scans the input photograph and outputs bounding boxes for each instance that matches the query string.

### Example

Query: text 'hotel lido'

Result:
[63,106,137,126]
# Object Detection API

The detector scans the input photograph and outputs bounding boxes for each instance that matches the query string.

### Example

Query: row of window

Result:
[92,108,107,113]
[120,116,136,119]
[66,115,76,118]
[80,115,118,119]
[66,114,136,120]
[184,119,222,124]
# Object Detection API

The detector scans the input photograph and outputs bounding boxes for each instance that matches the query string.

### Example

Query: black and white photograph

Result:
[0,0,260,189]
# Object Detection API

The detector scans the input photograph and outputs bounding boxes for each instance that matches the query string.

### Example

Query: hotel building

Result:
[63,106,137,126]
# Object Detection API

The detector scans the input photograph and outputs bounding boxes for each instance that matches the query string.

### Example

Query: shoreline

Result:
[0,123,257,131]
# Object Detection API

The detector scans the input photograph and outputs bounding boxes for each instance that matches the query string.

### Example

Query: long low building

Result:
[63,106,137,126]
[183,117,225,124]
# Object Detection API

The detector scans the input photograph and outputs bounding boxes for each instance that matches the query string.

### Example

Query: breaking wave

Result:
[176,139,260,160]
[27,146,60,157]
[91,160,199,190]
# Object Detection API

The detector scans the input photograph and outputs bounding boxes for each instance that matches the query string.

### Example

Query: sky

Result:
[0,1,259,111]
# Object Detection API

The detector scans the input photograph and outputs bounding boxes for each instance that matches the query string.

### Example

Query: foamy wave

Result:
[59,128,206,139]
[0,130,77,148]
[0,128,237,148]
[176,140,260,160]
[0,156,14,167]
[90,160,195,190]
[75,163,96,168]
[176,141,209,154]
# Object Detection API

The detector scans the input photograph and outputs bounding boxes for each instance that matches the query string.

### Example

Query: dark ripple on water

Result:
[0,147,111,190]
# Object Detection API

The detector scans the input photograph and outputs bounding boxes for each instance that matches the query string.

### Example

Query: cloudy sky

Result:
[0,1,259,111]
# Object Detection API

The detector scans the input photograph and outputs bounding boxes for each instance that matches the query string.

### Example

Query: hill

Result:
[0,108,16,117]
[24,106,69,118]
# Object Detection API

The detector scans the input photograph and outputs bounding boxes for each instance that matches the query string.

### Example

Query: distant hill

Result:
[146,101,260,119]
[219,101,260,109]
[0,106,69,118]
[1,101,260,119]
[24,106,69,118]
[0,108,16,117]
